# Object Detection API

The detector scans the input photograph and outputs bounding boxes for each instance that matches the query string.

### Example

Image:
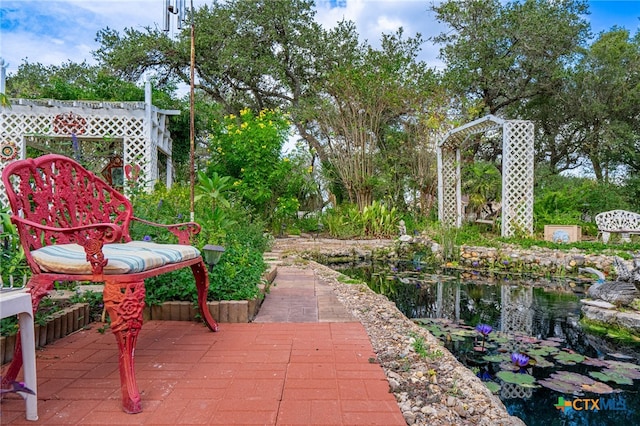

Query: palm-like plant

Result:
[195,171,232,211]
[463,161,501,219]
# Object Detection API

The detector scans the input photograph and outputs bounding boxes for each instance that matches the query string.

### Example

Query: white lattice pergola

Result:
[436,115,534,237]
[0,80,179,206]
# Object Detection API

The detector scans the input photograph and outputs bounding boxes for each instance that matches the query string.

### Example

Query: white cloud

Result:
[1,0,638,79]
[314,0,446,68]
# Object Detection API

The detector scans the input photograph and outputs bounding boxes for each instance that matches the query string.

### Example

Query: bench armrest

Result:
[11,216,123,275]
[131,217,201,245]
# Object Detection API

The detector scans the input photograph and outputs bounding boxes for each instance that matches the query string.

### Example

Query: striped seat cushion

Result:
[31,241,201,275]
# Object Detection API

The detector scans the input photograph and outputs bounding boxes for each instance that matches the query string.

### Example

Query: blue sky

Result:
[0,0,638,79]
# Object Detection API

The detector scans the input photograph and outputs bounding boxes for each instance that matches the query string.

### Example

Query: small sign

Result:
[544,225,582,243]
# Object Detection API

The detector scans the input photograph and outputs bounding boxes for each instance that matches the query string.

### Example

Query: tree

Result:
[432,0,590,162]
[299,28,439,211]
[5,61,156,102]
[462,160,501,219]
[94,0,345,163]
[568,28,640,181]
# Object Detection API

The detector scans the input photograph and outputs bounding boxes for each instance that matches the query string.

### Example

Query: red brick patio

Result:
[1,267,405,425]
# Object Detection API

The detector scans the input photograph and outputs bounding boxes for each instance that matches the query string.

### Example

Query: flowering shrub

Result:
[208,108,305,227]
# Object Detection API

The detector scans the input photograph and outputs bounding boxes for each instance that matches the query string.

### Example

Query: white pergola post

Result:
[436,115,534,237]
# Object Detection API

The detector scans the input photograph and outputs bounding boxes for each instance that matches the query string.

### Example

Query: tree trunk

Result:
[355,190,372,212]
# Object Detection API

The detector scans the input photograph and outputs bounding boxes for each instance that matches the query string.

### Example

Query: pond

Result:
[331,260,640,426]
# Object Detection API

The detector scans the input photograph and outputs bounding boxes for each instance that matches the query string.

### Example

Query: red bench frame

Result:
[1,154,218,413]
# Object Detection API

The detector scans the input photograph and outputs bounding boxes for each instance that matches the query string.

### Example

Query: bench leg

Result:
[602,231,610,243]
[103,280,145,414]
[192,260,219,332]
[1,276,54,388]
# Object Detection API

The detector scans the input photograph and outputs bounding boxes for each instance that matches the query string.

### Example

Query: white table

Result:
[1,290,38,421]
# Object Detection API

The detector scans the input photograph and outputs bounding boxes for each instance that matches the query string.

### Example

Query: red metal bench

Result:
[1,154,218,414]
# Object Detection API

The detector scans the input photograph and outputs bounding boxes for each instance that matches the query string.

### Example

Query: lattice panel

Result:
[500,382,533,400]
[502,121,534,237]
[500,285,533,337]
[434,281,461,320]
[439,148,459,226]
[1,100,176,207]
[437,116,534,237]
[3,114,53,136]
[89,116,144,140]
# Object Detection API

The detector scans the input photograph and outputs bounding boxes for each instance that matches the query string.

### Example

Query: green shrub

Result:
[208,239,266,301]
[127,182,269,304]
[1,208,29,284]
[533,174,630,236]
[144,268,197,305]
[322,201,399,239]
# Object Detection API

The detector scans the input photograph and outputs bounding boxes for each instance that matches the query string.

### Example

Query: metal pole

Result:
[189,0,195,222]
[0,58,7,94]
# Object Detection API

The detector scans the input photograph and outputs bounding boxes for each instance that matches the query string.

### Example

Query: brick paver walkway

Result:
[1,266,405,425]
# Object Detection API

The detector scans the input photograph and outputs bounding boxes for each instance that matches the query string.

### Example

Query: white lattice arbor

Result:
[436,115,534,237]
[0,80,179,206]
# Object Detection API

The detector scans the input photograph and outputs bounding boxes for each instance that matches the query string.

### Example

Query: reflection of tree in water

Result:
[530,289,581,338]
[459,282,501,327]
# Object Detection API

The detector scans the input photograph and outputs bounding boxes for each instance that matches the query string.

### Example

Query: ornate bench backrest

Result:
[2,154,134,253]
[595,210,640,231]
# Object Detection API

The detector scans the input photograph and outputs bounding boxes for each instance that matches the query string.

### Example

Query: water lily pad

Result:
[539,339,562,347]
[528,346,559,357]
[531,357,554,368]
[537,371,595,396]
[452,329,477,337]
[499,361,521,372]
[496,371,537,387]
[608,352,634,360]
[485,381,501,394]
[589,370,634,386]
[490,335,510,344]
[552,371,595,386]
[424,326,445,337]
[538,378,583,396]
[514,335,539,344]
[605,365,640,380]
[581,381,616,394]
[607,360,640,371]
[554,351,585,365]
[483,353,511,363]
[583,357,610,368]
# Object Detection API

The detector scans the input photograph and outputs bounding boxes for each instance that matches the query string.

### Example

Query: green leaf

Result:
[496,371,537,387]
[485,381,501,394]
[554,351,585,365]
[589,371,633,386]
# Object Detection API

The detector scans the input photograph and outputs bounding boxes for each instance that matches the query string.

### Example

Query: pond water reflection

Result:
[331,260,640,426]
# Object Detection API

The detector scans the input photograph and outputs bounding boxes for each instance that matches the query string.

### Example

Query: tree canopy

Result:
[5,0,640,218]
